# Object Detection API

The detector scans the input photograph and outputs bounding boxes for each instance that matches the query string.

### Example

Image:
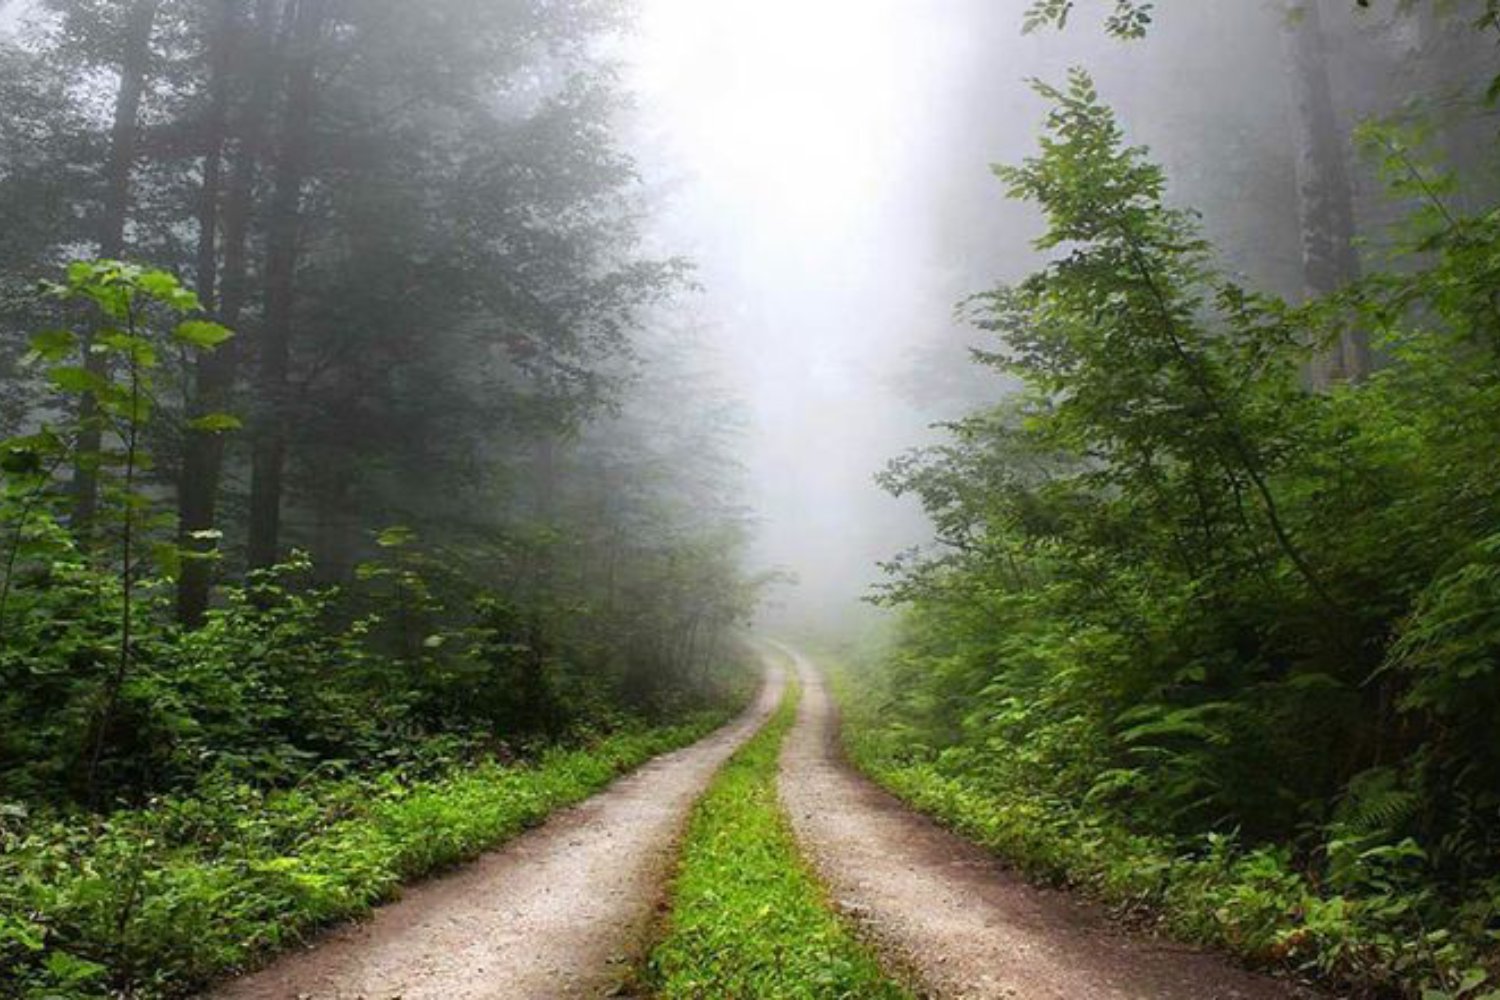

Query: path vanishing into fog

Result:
[208,671,783,1000]
[776,646,1323,1000]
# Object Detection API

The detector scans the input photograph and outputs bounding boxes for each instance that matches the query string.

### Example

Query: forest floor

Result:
[777,646,1327,1000]
[204,670,784,1000]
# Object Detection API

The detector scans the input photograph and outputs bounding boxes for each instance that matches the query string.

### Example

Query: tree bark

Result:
[175,0,236,625]
[177,0,282,623]
[72,0,159,536]
[1280,0,1368,386]
[248,0,325,570]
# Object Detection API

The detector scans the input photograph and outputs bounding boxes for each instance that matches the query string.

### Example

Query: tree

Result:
[1281,0,1368,384]
[70,0,162,537]
[246,0,324,570]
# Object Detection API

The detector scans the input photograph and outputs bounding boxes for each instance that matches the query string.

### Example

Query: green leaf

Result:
[28,328,77,362]
[175,320,234,349]
[43,950,107,984]
[99,330,158,367]
[1458,968,1489,993]
[139,270,202,312]
[0,916,44,952]
[46,366,108,395]
[376,525,417,548]
[152,541,183,581]
[188,412,243,433]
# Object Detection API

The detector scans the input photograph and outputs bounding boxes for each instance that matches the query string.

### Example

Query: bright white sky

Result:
[623,0,976,625]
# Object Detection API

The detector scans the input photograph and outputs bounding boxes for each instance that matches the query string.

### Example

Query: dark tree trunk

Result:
[248,0,325,570]
[177,0,281,623]
[176,0,237,625]
[73,0,160,536]
[1280,0,1368,386]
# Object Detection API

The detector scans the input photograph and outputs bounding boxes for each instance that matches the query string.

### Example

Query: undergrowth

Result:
[0,713,729,1000]
[641,684,909,1000]
[826,656,1500,1000]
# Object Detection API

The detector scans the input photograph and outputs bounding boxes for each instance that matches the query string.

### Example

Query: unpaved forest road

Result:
[208,670,783,1000]
[777,646,1325,1000]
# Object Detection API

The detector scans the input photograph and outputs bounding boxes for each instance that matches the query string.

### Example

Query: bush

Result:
[0,712,729,999]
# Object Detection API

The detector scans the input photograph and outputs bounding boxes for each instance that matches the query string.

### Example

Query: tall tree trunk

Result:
[176,0,281,623]
[73,0,159,536]
[1280,0,1368,386]
[248,0,325,570]
[176,0,236,625]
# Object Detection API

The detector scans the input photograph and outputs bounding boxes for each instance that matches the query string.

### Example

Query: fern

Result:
[1331,767,1420,842]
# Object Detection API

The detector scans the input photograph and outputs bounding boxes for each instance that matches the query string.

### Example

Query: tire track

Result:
[207,670,784,1000]
[776,647,1322,1000]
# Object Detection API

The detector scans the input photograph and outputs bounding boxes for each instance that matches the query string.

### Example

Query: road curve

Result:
[776,646,1323,1000]
[207,669,784,1000]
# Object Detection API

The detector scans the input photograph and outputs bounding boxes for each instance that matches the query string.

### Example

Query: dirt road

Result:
[776,647,1323,1000]
[207,670,783,1000]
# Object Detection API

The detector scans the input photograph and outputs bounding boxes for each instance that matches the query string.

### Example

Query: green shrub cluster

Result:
[643,686,909,1000]
[0,713,727,999]
[0,262,755,813]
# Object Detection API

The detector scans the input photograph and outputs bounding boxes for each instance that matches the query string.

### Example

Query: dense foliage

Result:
[868,70,1500,997]
[0,709,731,997]
[0,4,758,992]
[0,0,756,813]
[641,684,908,1000]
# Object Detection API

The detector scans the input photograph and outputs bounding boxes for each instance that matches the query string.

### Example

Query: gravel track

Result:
[206,670,783,1000]
[776,646,1325,1000]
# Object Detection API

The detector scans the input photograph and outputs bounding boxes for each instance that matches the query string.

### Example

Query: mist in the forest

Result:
[617,0,1337,628]
[0,0,1473,632]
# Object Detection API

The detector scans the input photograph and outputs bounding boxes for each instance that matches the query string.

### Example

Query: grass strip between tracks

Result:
[642,682,910,999]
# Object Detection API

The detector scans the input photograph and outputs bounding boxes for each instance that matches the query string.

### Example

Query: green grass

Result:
[0,713,730,1000]
[642,684,910,1000]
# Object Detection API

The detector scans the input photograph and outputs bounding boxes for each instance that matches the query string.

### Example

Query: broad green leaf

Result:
[99,330,158,367]
[376,525,417,548]
[175,320,234,349]
[139,269,201,312]
[188,412,243,433]
[46,365,108,394]
[28,328,77,362]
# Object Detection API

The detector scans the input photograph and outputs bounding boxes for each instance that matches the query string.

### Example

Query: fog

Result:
[0,0,1471,635]
[622,0,968,628]
[618,1,1311,628]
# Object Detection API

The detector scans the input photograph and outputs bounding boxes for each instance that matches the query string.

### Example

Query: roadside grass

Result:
[0,713,731,1000]
[641,683,910,1000]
